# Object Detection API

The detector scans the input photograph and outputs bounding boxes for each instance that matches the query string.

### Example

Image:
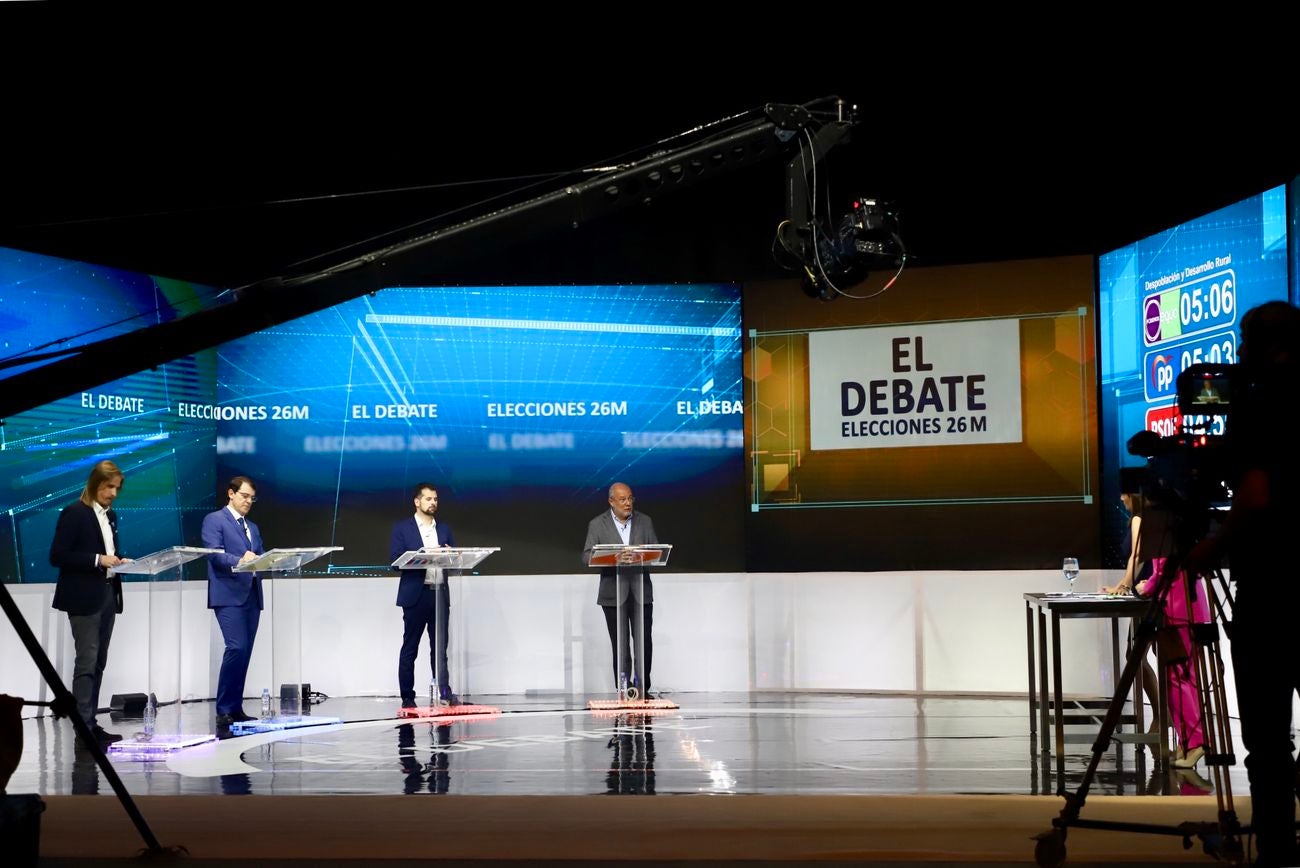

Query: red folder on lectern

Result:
[584,543,672,568]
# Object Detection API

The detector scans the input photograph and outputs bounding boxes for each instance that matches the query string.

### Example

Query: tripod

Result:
[0,582,182,860]
[1034,512,1244,867]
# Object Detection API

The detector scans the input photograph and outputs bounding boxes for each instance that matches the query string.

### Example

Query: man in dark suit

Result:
[583,482,659,698]
[50,459,131,746]
[389,482,458,707]
[201,475,265,726]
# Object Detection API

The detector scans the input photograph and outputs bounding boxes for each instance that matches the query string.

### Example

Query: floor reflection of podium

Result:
[391,547,502,719]
[585,543,679,711]
[107,546,221,758]
[230,546,343,734]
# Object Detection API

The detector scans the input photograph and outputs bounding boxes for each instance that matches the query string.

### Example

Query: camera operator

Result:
[1188,300,1300,867]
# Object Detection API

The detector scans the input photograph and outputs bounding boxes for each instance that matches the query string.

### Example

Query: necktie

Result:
[238,516,251,542]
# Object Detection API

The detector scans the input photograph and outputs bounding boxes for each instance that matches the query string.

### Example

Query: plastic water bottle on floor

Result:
[618,671,628,702]
[261,687,272,720]
[143,692,157,739]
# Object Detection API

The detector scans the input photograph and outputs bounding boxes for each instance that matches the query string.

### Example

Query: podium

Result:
[585,544,679,711]
[230,546,343,733]
[106,546,221,757]
[391,547,501,718]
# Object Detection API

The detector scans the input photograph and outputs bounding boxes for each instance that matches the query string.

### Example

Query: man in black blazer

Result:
[582,482,659,697]
[50,459,131,745]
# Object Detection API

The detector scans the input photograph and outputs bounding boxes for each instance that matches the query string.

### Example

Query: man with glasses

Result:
[202,475,265,727]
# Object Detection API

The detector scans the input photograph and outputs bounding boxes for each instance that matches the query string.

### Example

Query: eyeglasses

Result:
[234,491,257,502]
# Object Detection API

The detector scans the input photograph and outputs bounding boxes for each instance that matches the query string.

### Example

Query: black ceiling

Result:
[5,28,1296,293]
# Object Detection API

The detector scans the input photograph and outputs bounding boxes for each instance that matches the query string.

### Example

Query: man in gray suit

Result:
[583,482,658,698]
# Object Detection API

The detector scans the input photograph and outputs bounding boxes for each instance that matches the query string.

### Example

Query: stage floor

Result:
[12,692,1245,799]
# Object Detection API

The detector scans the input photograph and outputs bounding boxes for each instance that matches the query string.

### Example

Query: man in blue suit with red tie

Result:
[202,475,264,726]
[390,482,458,707]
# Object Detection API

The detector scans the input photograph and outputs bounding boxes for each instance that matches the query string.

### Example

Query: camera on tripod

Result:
[1125,363,1240,545]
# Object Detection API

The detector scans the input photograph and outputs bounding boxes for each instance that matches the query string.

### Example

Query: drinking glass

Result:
[1062,557,1080,595]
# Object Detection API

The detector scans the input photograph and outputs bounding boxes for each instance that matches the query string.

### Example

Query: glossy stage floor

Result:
[14,692,1254,865]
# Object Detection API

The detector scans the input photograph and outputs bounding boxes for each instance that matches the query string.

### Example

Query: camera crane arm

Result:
[0,97,856,421]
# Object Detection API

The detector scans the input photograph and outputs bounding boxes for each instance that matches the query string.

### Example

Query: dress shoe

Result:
[77,727,121,749]
[229,711,257,723]
[400,699,418,709]
[215,713,234,727]
[439,691,461,707]
[1174,745,1206,768]
[92,727,122,744]
[1173,765,1213,793]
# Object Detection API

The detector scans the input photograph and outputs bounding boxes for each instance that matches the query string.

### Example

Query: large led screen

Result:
[1098,185,1289,564]
[0,247,218,583]
[211,284,745,575]
[2,252,745,580]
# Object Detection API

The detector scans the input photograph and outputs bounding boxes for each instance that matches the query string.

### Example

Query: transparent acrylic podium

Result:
[585,543,678,711]
[230,546,344,734]
[107,546,222,758]
[390,547,501,718]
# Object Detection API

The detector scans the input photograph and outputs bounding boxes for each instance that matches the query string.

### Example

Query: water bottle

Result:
[143,692,157,740]
[618,671,628,702]
[260,687,272,720]
[431,681,438,707]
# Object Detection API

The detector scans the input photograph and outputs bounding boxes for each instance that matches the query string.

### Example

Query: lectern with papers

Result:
[390,547,502,718]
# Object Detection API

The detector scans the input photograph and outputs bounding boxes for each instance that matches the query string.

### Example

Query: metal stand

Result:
[1033,553,1244,866]
[585,543,678,711]
[229,546,343,734]
[391,547,501,717]
[107,546,221,758]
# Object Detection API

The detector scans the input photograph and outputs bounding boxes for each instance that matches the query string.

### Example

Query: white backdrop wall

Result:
[2,569,1254,717]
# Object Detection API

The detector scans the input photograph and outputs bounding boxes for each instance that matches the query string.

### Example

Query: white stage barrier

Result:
[3,569,1255,716]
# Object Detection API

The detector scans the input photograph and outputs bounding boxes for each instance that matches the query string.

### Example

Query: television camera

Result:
[1125,363,1240,536]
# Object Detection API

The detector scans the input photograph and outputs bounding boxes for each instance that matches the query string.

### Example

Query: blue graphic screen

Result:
[1097,185,1290,563]
[213,284,745,574]
[2,248,745,578]
[0,247,218,582]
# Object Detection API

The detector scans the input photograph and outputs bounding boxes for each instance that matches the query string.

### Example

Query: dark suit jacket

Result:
[583,510,658,606]
[202,507,264,609]
[390,516,456,607]
[50,501,123,615]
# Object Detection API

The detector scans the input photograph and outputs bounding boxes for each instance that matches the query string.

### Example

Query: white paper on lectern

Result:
[233,546,344,573]
[108,546,223,576]
[390,546,500,571]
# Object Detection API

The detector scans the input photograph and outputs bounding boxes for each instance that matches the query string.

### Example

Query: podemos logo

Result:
[1144,297,1164,342]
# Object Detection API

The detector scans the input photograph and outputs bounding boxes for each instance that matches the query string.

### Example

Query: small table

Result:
[1023,592,1166,792]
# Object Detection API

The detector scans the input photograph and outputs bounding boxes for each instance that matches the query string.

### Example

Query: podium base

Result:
[587,698,679,711]
[398,704,500,719]
[108,733,218,759]
[229,715,342,734]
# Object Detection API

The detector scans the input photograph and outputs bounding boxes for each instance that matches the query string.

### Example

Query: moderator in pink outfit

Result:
[1138,559,1212,754]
